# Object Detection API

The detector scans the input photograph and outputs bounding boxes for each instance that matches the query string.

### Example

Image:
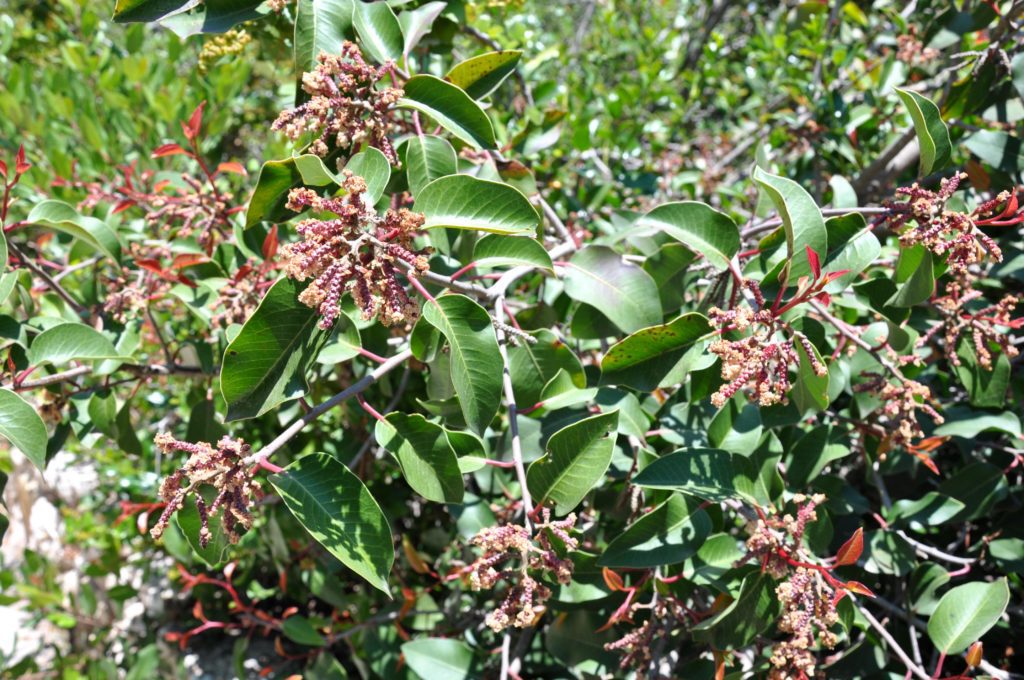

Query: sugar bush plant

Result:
[1,1,1023,678]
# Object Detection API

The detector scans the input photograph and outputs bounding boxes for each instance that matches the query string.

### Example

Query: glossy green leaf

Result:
[823,213,881,293]
[508,329,584,407]
[398,1,446,55]
[527,411,619,514]
[472,234,553,271]
[598,494,711,568]
[27,200,122,264]
[888,246,934,307]
[600,313,711,390]
[245,156,304,228]
[415,175,538,235]
[0,388,48,471]
[29,324,125,367]
[790,338,830,414]
[402,638,477,680]
[398,75,496,149]
[752,166,827,286]
[403,135,458,197]
[896,88,952,176]
[562,245,662,334]
[964,130,1024,175]
[632,448,758,504]
[221,278,332,421]
[928,578,1009,654]
[446,50,522,99]
[693,573,778,649]
[294,0,353,77]
[420,294,502,434]
[282,615,327,647]
[635,202,739,270]
[112,0,263,28]
[351,0,402,63]
[345,147,392,200]
[270,453,394,594]
[887,492,965,529]
[374,413,464,504]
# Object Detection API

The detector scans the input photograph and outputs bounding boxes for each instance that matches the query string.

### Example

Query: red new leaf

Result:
[182,101,206,142]
[602,567,625,592]
[262,224,279,260]
[806,245,821,280]
[152,143,188,158]
[966,641,983,668]
[834,527,864,566]
[843,580,876,598]
[217,161,246,176]
[0,159,7,180]
[15,145,30,175]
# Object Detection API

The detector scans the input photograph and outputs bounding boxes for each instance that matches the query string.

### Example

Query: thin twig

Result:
[9,242,88,316]
[243,349,413,467]
[856,602,932,680]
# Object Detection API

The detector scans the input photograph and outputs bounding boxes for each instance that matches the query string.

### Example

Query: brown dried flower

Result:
[272,42,402,162]
[919,277,1020,370]
[151,434,261,547]
[885,173,1006,275]
[466,510,578,633]
[280,172,430,328]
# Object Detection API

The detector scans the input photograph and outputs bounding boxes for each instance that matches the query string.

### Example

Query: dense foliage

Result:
[2,1,1024,678]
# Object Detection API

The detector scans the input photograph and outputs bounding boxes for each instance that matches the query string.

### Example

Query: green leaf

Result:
[635,202,740,270]
[1012,52,1024,100]
[600,313,711,390]
[398,1,446,56]
[751,167,827,286]
[420,294,502,435]
[174,494,231,568]
[294,153,339,186]
[27,200,122,264]
[403,135,458,197]
[954,338,1011,408]
[345,147,392,200]
[221,278,332,421]
[351,0,402,63]
[823,213,881,293]
[374,413,464,504]
[0,388,48,471]
[598,494,711,568]
[888,245,935,307]
[472,234,553,271]
[398,75,496,149]
[115,0,265,36]
[693,573,778,649]
[414,175,538,235]
[402,638,478,680]
[896,88,953,176]
[29,324,125,367]
[790,337,830,414]
[964,130,1024,175]
[282,616,327,647]
[245,157,304,228]
[446,50,523,99]
[270,453,394,594]
[887,492,965,529]
[508,328,584,407]
[527,411,619,514]
[562,246,662,334]
[294,0,353,78]
[632,448,758,504]
[927,578,1009,654]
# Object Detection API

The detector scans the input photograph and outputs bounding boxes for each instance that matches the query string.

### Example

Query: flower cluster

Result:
[465,510,578,633]
[103,274,149,324]
[708,304,826,408]
[885,173,1010,275]
[604,598,688,679]
[856,376,944,447]
[198,28,251,73]
[272,42,402,162]
[742,496,855,680]
[150,434,261,547]
[919,277,1020,370]
[770,567,839,680]
[896,28,939,66]
[743,494,825,578]
[281,173,429,328]
[213,261,276,328]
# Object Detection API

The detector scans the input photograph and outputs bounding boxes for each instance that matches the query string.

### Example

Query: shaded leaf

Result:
[598,494,711,568]
[415,175,538,235]
[374,413,464,504]
[563,246,662,334]
[527,411,619,514]
[600,313,711,390]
